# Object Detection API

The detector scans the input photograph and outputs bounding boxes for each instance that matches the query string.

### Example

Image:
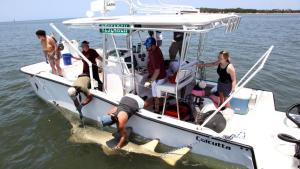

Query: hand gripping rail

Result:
[50,23,96,89]
[199,45,274,129]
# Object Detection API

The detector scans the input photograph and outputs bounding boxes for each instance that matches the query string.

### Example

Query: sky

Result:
[1,0,300,22]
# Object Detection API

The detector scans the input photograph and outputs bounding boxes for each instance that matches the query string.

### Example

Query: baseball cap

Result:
[143,37,156,49]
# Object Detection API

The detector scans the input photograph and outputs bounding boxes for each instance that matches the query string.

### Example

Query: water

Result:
[0,14,299,169]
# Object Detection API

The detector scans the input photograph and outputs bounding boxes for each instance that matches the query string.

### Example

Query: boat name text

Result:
[196,136,231,150]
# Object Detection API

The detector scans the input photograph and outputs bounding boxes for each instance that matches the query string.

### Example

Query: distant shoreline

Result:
[198,7,300,14]
[238,13,300,14]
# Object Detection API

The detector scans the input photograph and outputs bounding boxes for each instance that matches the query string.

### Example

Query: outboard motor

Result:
[278,103,300,163]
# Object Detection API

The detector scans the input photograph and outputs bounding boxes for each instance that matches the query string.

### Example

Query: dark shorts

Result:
[217,82,232,97]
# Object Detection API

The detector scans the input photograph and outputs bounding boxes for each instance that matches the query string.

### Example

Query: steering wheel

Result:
[286,103,300,128]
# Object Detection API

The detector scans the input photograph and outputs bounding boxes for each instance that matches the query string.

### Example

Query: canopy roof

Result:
[63,13,241,32]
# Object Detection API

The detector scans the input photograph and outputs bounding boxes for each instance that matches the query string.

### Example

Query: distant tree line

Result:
[198,7,300,13]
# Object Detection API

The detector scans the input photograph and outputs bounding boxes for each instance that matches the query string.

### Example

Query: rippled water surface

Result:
[0,14,299,169]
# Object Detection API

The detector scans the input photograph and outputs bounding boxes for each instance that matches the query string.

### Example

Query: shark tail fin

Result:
[140,139,160,152]
[160,147,191,166]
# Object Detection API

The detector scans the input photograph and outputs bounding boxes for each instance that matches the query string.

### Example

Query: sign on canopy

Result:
[99,24,130,34]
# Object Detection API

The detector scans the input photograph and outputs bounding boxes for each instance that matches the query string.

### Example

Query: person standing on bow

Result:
[198,51,236,108]
[36,30,63,76]
[143,37,166,113]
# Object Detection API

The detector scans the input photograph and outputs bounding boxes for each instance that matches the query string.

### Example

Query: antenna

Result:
[86,0,116,17]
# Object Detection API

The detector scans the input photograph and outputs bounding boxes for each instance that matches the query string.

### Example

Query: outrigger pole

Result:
[199,45,274,129]
[50,23,96,90]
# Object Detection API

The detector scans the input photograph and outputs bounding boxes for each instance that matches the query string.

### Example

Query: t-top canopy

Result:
[63,13,241,33]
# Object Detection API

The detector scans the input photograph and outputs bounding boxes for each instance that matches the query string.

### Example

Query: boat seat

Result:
[157,60,197,119]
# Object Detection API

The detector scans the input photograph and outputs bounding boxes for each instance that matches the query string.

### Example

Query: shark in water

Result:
[68,122,191,166]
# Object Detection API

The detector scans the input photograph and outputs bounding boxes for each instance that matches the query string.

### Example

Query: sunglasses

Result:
[219,51,228,55]
[219,50,228,55]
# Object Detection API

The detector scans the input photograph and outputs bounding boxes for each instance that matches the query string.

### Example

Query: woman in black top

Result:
[198,51,237,108]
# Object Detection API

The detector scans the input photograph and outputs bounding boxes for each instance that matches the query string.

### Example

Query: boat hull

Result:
[22,71,257,169]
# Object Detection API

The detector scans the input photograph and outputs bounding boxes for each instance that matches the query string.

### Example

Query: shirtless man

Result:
[36,30,62,76]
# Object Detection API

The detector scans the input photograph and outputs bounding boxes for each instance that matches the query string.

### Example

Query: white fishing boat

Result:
[20,0,300,168]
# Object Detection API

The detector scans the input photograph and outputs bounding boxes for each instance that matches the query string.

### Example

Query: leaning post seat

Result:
[157,60,198,119]
[104,56,134,100]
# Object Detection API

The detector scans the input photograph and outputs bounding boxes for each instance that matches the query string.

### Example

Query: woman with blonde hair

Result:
[198,51,236,108]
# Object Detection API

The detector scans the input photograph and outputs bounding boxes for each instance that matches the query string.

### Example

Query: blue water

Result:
[0,14,299,169]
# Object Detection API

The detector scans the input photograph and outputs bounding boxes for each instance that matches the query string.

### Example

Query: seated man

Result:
[143,38,166,113]
[101,94,145,149]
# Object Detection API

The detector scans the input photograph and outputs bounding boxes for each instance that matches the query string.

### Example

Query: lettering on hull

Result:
[196,136,231,150]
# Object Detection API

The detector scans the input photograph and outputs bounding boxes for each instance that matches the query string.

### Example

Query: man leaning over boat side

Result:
[100,94,145,149]
[35,30,63,76]
[143,37,166,113]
